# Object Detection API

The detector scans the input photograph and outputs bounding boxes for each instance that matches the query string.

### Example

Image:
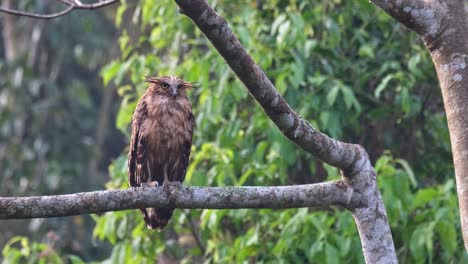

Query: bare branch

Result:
[71,0,120,9]
[0,182,363,219]
[185,211,206,254]
[0,0,119,19]
[0,4,74,19]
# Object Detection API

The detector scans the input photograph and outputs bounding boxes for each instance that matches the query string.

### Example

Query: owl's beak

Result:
[170,87,178,98]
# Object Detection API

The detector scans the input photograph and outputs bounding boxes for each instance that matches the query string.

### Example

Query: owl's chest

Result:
[141,102,191,150]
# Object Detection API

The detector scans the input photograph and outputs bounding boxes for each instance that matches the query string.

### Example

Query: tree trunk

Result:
[425,2,468,251]
[371,0,468,250]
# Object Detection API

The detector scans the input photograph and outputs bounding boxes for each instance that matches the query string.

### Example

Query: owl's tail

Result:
[140,208,174,230]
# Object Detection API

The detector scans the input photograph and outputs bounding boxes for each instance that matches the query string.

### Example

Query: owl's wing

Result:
[179,112,195,183]
[128,100,149,187]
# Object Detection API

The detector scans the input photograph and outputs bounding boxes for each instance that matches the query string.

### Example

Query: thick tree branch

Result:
[0,182,363,219]
[371,0,447,37]
[0,0,119,19]
[175,0,367,176]
[174,1,397,262]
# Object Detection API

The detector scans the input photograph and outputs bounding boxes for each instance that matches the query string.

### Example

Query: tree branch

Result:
[175,0,368,176]
[0,0,119,19]
[0,182,363,219]
[173,1,397,262]
[371,0,447,37]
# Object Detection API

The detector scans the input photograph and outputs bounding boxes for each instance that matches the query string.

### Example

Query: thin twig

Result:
[185,211,206,254]
[73,0,120,9]
[0,0,119,19]
[0,4,74,19]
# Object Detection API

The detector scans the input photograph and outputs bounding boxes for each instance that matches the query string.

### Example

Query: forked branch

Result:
[173,0,396,262]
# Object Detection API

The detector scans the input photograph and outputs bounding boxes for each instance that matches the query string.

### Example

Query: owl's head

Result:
[145,75,193,99]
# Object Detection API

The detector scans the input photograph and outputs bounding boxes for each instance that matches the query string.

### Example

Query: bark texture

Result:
[371,0,468,251]
[174,0,397,262]
[348,170,396,263]
[0,182,363,219]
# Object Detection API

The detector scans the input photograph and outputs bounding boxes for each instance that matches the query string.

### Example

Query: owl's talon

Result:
[162,181,171,191]
[147,181,159,187]
[141,181,158,188]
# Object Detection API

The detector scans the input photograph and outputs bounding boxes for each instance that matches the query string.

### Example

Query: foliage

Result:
[2,235,84,264]
[0,5,120,259]
[1,0,463,262]
[92,0,461,262]
[0,11,117,195]
[375,153,466,263]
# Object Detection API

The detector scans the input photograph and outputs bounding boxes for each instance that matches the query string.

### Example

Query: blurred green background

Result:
[1,0,466,263]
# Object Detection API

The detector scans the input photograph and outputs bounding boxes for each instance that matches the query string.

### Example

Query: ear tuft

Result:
[183,81,199,89]
[189,81,200,89]
[145,76,160,83]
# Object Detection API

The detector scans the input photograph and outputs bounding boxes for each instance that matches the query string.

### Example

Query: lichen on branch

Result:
[0,182,363,219]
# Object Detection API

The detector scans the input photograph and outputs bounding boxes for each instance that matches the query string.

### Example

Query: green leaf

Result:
[435,220,457,256]
[412,188,439,209]
[101,60,121,86]
[395,158,417,188]
[326,243,340,264]
[358,44,375,59]
[115,1,127,27]
[327,86,340,106]
[308,75,327,86]
[116,99,137,133]
[374,74,393,98]
[340,85,361,112]
[271,14,287,36]
[67,255,85,264]
[400,87,411,115]
[356,0,374,12]
[408,54,422,77]
[410,222,436,261]
[2,236,30,261]
[104,213,117,244]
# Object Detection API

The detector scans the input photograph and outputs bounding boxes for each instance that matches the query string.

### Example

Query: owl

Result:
[128,75,195,230]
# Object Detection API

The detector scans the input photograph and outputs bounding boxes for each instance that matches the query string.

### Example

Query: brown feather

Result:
[128,76,195,230]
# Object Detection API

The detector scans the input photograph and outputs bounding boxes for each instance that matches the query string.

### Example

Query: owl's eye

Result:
[161,82,169,89]
[177,84,183,89]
